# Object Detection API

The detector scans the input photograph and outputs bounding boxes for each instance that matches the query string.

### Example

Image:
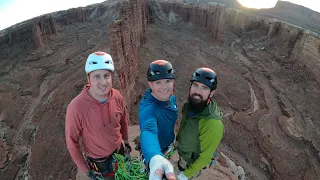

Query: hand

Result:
[85,170,103,180]
[149,155,176,180]
[177,171,188,180]
[124,143,132,154]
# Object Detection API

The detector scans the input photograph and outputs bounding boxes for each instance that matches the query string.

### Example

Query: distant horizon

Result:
[282,0,320,13]
[0,0,319,31]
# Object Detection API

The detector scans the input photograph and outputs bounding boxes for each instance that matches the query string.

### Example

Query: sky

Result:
[0,0,105,30]
[0,0,320,31]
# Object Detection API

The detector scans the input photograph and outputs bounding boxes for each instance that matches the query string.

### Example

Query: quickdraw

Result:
[164,143,175,159]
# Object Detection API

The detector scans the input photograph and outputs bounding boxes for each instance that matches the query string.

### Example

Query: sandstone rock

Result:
[278,116,304,141]
[0,139,7,169]
[168,11,177,24]
[235,166,246,180]
[220,152,246,179]
[109,0,148,113]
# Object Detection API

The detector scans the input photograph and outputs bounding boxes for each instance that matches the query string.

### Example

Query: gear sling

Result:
[86,144,124,177]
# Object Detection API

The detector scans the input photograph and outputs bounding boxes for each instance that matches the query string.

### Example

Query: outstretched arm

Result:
[139,105,163,164]
[139,104,176,180]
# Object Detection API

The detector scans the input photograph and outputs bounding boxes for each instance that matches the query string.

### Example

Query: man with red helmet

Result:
[139,60,178,180]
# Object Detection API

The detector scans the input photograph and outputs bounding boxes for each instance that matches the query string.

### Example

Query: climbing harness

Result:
[86,154,119,177]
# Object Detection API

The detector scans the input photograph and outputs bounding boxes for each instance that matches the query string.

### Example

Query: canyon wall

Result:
[159,2,320,83]
[109,0,148,113]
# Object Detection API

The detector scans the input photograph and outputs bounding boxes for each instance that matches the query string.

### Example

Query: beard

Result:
[188,93,209,112]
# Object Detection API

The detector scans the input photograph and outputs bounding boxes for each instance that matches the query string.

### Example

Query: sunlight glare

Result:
[237,0,278,9]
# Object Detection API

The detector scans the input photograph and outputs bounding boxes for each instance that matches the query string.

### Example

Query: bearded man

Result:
[175,67,224,180]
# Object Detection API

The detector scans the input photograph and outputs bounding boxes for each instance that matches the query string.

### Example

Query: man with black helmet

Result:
[175,67,224,180]
[139,60,178,180]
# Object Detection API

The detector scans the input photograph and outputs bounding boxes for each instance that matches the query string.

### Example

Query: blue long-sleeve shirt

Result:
[138,89,178,165]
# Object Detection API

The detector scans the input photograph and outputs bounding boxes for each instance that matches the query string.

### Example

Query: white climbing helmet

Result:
[85,51,114,73]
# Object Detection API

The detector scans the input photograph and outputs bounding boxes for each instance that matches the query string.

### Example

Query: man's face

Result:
[189,81,214,108]
[148,79,174,101]
[88,69,112,98]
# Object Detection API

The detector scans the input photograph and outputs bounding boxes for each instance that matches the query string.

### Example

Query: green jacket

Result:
[177,101,224,178]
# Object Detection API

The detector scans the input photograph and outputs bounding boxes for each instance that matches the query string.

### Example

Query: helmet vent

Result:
[167,69,174,74]
[91,61,97,65]
[147,60,175,81]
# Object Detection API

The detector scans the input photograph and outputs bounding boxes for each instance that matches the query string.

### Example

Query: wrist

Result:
[149,154,163,168]
[178,171,188,180]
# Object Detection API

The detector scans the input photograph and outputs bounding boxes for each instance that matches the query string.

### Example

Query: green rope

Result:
[113,153,148,180]
[113,143,176,180]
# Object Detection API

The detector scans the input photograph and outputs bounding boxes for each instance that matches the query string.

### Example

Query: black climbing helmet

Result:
[191,68,217,90]
[147,60,175,81]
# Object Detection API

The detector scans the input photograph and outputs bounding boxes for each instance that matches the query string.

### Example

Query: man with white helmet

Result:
[65,51,131,180]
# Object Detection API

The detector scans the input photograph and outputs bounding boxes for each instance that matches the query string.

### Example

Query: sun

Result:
[237,0,278,9]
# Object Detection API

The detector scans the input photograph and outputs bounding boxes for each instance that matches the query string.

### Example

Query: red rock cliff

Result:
[109,0,148,113]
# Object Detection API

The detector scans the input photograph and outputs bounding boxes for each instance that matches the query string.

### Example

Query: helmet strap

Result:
[87,73,92,87]
[208,90,215,103]
[207,98,211,105]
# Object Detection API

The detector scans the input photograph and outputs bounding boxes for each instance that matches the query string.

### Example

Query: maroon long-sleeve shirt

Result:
[65,85,129,172]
